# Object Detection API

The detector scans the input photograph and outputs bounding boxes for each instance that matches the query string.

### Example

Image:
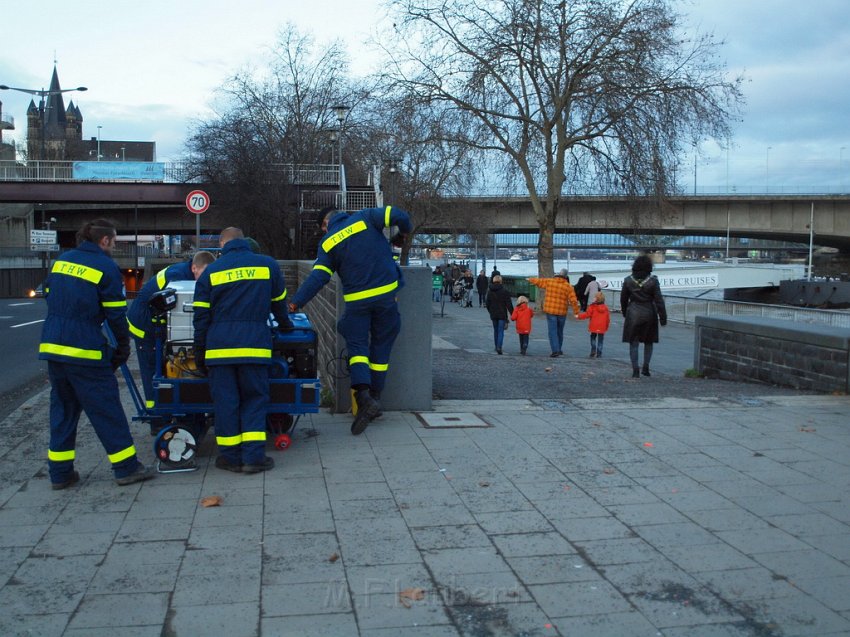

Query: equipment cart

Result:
[120,280,321,472]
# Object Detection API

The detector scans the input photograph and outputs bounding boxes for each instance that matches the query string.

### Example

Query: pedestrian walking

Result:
[475,270,488,306]
[39,219,154,489]
[290,205,412,434]
[528,269,580,358]
[510,295,534,355]
[577,291,611,358]
[574,272,595,312]
[621,254,667,378]
[193,227,293,473]
[485,275,514,354]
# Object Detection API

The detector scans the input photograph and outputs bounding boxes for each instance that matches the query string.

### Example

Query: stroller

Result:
[458,281,474,307]
[451,279,465,303]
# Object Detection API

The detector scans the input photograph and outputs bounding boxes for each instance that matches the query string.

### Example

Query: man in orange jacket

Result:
[527,269,580,358]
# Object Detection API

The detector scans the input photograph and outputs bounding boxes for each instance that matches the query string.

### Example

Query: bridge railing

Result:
[608,290,850,329]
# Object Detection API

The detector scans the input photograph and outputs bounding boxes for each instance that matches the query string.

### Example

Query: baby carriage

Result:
[451,279,465,303]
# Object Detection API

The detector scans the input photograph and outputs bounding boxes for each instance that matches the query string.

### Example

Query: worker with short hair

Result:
[290,205,412,435]
[127,251,216,434]
[39,219,154,489]
[192,227,293,473]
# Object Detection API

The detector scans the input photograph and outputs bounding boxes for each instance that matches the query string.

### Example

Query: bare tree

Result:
[382,0,744,276]
[184,25,364,256]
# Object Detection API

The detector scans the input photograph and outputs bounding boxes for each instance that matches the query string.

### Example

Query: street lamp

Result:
[96,125,102,161]
[765,146,772,193]
[0,83,87,160]
[841,146,847,192]
[330,104,349,167]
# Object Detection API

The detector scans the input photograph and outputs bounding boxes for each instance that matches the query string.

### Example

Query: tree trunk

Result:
[537,215,556,278]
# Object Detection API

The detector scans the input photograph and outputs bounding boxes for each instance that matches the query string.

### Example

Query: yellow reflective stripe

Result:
[145,400,155,408]
[369,362,389,372]
[272,289,287,302]
[216,434,242,447]
[349,355,369,366]
[193,301,210,308]
[344,280,398,302]
[242,431,267,442]
[156,268,167,289]
[48,449,75,462]
[40,342,103,360]
[385,205,391,227]
[206,348,271,360]
[102,300,127,308]
[127,319,145,339]
[210,267,270,286]
[52,260,103,284]
[108,445,136,464]
[321,220,368,253]
[313,264,333,276]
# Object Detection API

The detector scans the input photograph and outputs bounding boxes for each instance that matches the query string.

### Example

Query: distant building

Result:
[25,65,155,161]
[0,100,14,160]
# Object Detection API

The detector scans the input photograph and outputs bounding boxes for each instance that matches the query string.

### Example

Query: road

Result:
[0,298,49,420]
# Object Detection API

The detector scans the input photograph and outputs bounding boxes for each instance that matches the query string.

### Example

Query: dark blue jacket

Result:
[39,241,129,367]
[292,206,412,307]
[127,261,193,342]
[192,238,292,365]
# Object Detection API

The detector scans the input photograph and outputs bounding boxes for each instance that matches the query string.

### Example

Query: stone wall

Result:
[695,316,850,393]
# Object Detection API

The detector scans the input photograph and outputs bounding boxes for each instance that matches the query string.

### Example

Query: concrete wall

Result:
[286,261,432,413]
[695,316,850,393]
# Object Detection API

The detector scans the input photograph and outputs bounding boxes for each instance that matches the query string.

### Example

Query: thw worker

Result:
[290,205,412,435]
[39,219,153,489]
[193,227,292,473]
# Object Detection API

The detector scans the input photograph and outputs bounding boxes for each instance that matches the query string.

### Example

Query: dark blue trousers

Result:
[47,361,140,483]
[337,297,401,392]
[208,364,269,464]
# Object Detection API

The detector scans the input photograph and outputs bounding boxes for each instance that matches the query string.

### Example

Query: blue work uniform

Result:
[192,239,292,465]
[38,241,143,484]
[292,206,412,393]
[127,261,194,416]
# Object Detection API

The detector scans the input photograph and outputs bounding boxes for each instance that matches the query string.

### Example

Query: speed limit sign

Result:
[185,190,210,214]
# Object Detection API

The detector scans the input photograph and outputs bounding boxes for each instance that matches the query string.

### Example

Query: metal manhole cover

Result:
[416,412,492,428]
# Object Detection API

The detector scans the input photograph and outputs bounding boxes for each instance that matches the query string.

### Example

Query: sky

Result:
[1,0,848,194]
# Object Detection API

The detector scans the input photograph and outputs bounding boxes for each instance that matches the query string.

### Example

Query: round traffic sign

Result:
[185,190,210,214]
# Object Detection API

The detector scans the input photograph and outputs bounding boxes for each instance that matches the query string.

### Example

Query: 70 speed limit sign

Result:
[185,190,210,214]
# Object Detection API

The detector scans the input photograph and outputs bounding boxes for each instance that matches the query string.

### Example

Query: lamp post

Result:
[841,147,847,192]
[765,146,772,193]
[330,104,349,165]
[96,125,102,161]
[0,83,87,160]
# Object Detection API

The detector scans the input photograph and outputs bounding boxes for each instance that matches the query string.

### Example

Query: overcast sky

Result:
[1,0,848,193]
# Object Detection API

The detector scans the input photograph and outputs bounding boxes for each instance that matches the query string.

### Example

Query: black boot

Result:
[370,389,383,418]
[632,368,640,378]
[352,389,380,435]
[642,365,651,377]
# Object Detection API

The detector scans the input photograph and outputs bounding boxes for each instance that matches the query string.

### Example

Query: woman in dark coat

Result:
[485,275,514,355]
[621,255,667,378]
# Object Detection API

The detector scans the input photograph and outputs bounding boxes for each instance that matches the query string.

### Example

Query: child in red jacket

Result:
[510,295,534,355]
[577,291,611,358]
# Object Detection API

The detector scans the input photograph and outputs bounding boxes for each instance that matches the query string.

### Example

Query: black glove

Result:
[195,349,207,376]
[390,232,407,248]
[659,318,667,326]
[110,341,130,371]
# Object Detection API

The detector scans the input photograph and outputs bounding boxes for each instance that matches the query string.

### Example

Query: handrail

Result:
[608,291,850,329]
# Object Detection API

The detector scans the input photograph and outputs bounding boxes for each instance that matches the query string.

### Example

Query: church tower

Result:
[25,65,83,160]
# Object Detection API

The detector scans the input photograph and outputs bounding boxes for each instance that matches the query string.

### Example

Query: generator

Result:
[120,279,321,472]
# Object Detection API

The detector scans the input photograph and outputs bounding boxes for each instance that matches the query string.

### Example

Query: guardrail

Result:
[608,290,850,329]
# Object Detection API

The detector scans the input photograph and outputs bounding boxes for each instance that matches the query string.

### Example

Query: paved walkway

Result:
[1,299,849,636]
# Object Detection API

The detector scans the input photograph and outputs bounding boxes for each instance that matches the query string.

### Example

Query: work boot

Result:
[243,457,274,473]
[214,456,242,473]
[351,389,380,435]
[52,470,80,491]
[632,368,640,378]
[370,389,383,419]
[115,463,155,486]
[642,365,651,377]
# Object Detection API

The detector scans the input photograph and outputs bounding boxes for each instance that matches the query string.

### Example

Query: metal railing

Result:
[608,290,850,329]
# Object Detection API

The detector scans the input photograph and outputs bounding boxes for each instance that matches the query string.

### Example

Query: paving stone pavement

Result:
[1,299,849,636]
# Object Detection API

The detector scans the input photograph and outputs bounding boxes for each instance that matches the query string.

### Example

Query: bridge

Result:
[2,161,849,252]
